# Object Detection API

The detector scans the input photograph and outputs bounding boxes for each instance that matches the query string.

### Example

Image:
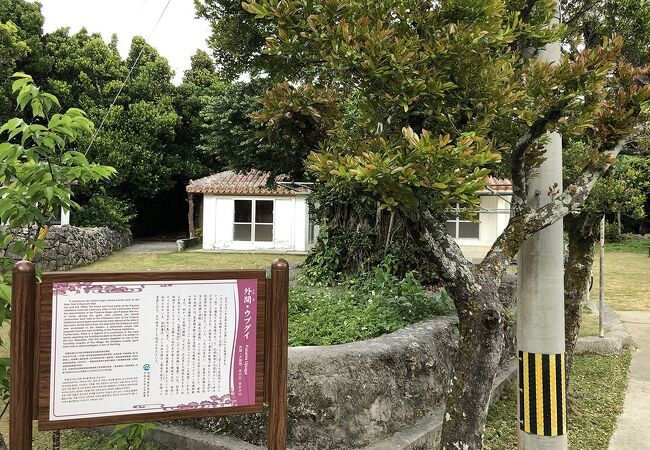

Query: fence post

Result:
[10,261,37,450]
[599,215,606,338]
[268,259,289,450]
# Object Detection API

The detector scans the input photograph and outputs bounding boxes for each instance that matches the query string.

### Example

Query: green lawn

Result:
[579,306,608,337]
[605,238,650,254]
[486,241,646,448]
[592,250,650,311]
[484,352,631,450]
[74,250,306,272]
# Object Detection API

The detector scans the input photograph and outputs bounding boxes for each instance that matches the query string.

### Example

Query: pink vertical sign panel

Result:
[232,279,257,406]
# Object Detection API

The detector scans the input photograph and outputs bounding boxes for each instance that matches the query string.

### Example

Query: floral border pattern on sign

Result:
[52,282,146,296]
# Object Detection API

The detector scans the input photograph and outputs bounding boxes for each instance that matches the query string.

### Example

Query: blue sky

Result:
[36,0,212,84]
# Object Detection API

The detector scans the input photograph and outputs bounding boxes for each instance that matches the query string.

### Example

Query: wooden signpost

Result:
[10,259,289,449]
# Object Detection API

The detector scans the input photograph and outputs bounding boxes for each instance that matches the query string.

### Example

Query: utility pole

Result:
[517,1,568,447]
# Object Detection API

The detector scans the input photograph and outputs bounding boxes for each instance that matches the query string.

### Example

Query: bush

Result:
[301,225,377,285]
[73,194,136,232]
[604,221,622,242]
[289,258,452,346]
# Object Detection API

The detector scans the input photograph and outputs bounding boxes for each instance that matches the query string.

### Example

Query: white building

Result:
[187,171,316,252]
[188,171,510,259]
[448,177,512,262]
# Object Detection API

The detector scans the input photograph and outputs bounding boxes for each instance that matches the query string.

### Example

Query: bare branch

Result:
[480,213,528,277]
[405,209,479,298]
[618,142,650,157]
[483,131,632,276]
[533,137,627,228]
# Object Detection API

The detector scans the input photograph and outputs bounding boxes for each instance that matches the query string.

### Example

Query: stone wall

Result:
[6,225,132,271]
[183,275,517,450]
[622,233,650,240]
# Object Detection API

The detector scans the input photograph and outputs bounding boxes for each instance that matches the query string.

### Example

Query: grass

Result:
[484,352,631,450]
[288,285,452,346]
[5,426,164,450]
[591,250,650,311]
[578,306,609,337]
[605,239,650,254]
[74,251,306,272]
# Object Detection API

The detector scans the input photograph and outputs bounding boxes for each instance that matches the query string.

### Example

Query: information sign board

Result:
[36,271,267,430]
[49,278,257,420]
[10,261,288,450]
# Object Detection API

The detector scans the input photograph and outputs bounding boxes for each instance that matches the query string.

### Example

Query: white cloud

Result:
[36,0,212,84]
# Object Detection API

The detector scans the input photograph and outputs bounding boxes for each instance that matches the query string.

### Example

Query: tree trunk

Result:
[405,210,509,450]
[187,193,195,238]
[564,213,599,391]
[439,278,507,449]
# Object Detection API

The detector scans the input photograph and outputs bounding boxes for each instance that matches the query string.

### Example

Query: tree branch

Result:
[510,104,565,211]
[483,131,632,276]
[618,141,650,157]
[404,209,479,298]
[480,213,527,277]
[533,137,627,228]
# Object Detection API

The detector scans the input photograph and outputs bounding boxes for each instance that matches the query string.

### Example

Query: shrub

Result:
[604,221,622,242]
[301,225,377,285]
[289,258,452,346]
[73,193,136,232]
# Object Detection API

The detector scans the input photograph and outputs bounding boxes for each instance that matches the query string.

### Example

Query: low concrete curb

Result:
[361,359,518,450]
[575,301,632,355]
[98,360,518,450]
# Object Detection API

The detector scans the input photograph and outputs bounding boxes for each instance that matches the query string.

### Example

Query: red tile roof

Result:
[187,170,312,196]
[484,176,512,192]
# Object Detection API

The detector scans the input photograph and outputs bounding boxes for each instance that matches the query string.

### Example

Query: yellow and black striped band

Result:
[518,351,566,437]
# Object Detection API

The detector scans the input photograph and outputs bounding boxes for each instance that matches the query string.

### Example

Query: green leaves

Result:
[10,72,32,93]
[0,76,117,410]
[241,1,271,18]
[308,127,500,212]
[109,423,158,449]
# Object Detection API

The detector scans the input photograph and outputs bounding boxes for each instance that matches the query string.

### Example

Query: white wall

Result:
[202,195,311,252]
[457,194,511,262]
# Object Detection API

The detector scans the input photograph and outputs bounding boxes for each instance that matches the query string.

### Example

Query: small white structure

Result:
[188,171,510,259]
[187,171,316,252]
[447,177,512,261]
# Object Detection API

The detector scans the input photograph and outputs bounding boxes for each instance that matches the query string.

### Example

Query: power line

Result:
[84,0,174,155]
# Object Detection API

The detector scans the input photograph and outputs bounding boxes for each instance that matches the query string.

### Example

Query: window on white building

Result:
[446,205,480,239]
[234,199,274,242]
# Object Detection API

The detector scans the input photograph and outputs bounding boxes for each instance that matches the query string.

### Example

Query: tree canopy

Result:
[240,0,650,447]
[0,0,224,235]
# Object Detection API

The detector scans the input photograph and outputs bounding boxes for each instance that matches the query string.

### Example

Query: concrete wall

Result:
[6,225,132,271]
[202,195,310,252]
[182,277,517,450]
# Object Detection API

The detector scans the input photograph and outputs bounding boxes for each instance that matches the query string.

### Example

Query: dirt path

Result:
[120,241,178,253]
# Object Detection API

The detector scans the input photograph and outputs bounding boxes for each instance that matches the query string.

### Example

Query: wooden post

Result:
[268,259,289,450]
[10,261,37,450]
[197,195,203,229]
[599,215,606,338]
[188,192,195,238]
